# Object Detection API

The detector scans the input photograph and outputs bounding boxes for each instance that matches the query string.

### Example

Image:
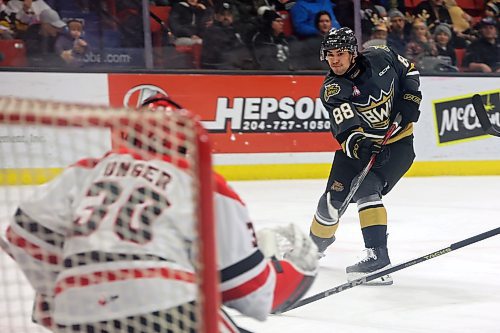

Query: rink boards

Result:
[0,73,499,183]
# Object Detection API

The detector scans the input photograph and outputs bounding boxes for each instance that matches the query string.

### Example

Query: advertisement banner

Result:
[107,74,340,153]
[433,90,500,145]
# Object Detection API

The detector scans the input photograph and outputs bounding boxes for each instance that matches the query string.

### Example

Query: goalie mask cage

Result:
[0,97,219,333]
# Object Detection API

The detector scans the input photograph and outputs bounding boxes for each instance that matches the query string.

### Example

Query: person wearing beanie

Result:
[387,8,410,55]
[251,10,293,70]
[433,23,457,66]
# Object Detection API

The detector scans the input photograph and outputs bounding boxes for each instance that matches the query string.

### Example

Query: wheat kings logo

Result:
[434,92,499,144]
[324,83,341,102]
[353,79,395,129]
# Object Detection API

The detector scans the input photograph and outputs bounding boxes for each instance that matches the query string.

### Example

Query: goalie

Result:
[4,94,319,333]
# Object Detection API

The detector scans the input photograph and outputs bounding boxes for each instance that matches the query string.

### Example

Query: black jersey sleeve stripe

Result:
[13,208,65,248]
[220,250,265,282]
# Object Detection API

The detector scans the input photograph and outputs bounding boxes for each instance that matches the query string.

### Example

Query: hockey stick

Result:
[338,113,402,217]
[472,94,500,137]
[280,226,500,313]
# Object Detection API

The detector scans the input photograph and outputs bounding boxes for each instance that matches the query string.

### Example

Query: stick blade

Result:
[472,94,500,137]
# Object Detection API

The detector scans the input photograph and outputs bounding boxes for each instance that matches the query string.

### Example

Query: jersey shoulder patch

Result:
[321,76,353,103]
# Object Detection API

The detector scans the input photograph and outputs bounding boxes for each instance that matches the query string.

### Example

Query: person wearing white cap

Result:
[23,7,66,67]
[6,0,51,26]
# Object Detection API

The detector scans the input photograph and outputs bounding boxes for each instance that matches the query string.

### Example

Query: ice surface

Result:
[1,176,499,333]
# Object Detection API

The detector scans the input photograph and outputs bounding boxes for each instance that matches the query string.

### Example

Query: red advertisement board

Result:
[108,74,340,153]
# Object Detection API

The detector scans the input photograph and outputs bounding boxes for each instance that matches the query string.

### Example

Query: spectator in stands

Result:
[444,0,474,48]
[315,9,331,36]
[201,2,255,69]
[387,9,411,55]
[445,0,471,34]
[54,18,88,67]
[251,10,292,70]
[255,0,297,12]
[115,1,144,47]
[484,1,499,25]
[413,0,452,32]
[291,10,330,70]
[23,7,66,67]
[433,23,457,66]
[0,1,15,39]
[6,0,52,26]
[362,23,389,49]
[168,0,207,46]
[405,18,438,65]
[463,17,499,72]
[332,0,353,30]
[360,0,387,43]
[289,0,339,38]
[230,0,262,45]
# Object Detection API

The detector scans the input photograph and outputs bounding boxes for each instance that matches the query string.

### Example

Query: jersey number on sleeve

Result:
[332,103,354,125]
[72,180,170,244]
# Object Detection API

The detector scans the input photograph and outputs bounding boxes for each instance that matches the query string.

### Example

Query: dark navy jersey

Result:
[320,45,420,145]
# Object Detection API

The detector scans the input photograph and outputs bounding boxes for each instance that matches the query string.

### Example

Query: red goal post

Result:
[0,97,219,333]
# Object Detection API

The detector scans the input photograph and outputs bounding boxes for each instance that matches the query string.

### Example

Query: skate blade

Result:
[346,271,394,286]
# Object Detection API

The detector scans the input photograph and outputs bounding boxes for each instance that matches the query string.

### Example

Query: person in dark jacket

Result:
[201,2,254,69]
[251,10,292,70]
[169,0,207,46]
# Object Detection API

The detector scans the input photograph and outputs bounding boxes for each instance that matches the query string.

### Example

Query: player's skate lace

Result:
[346,247,393,285]
[357,248,376,264]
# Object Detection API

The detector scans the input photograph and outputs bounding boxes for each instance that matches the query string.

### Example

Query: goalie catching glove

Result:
[256,224,319,314]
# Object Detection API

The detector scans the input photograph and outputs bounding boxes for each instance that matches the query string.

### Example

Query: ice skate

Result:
[346,246,393,285]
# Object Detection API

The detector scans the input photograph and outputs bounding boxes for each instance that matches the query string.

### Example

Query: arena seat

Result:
[0,40,27,67]
[175,43,202,69]
[455,48,466,71]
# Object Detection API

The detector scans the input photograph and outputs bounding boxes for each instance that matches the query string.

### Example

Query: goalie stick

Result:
[338,113,402,218]
[279,226,500,313]
[472,94,500,137]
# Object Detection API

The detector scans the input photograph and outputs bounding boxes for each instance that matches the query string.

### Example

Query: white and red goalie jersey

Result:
[6,148,318,329]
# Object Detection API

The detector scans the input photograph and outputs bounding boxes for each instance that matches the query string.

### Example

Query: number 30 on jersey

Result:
[331,102,354,125]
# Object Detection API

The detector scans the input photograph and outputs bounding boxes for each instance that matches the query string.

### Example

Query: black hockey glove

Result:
[346,132,382,163]
[399,90,422,128]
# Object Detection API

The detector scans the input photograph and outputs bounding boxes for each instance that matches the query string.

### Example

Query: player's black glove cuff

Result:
[345,132,383,165]
[399,90,422,127]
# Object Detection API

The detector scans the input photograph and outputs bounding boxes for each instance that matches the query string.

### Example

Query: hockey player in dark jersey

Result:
[309,27,422,285]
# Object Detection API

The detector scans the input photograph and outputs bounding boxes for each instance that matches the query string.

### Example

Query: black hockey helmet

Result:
[320,27,358,61]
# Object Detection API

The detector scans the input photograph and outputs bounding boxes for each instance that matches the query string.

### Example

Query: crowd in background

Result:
[0,0,498,72]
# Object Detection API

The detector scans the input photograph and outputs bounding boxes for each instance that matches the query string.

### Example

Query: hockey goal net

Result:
[0,97,219,333]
